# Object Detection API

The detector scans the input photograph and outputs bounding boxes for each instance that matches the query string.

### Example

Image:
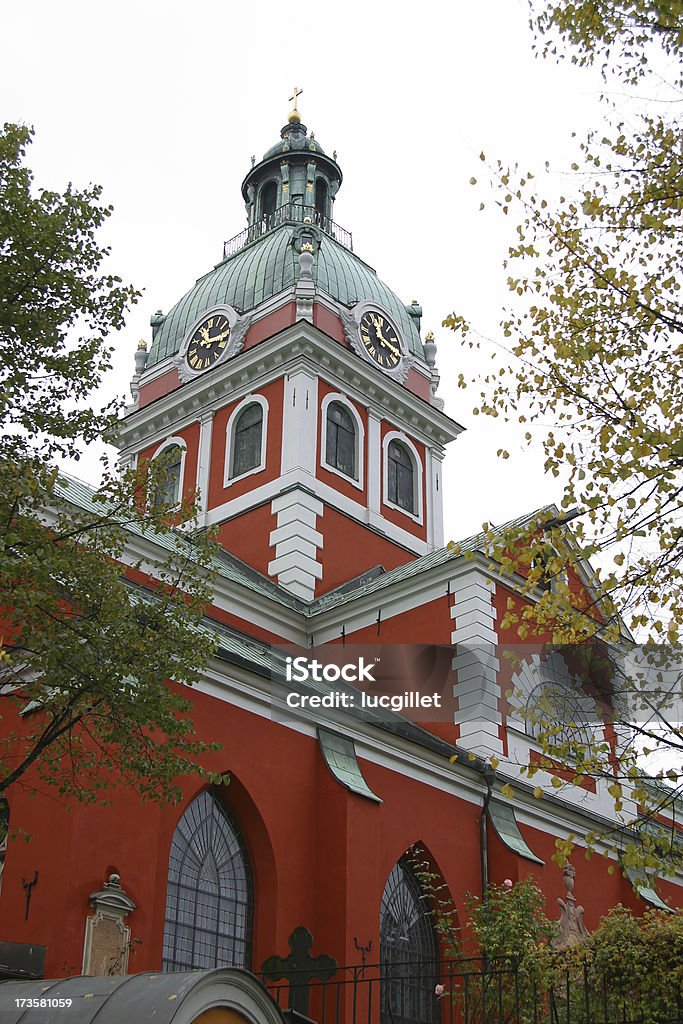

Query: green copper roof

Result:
[318,727,382,803]
[55,473,302,611]
[306,506,558,617]
[488,799,544,864]
[147,225,424,366]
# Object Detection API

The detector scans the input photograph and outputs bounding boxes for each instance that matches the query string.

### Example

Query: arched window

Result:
[380,856,438,1024]
[315,179,328,223]
[524,679,593,750]
[260,182,278,227]
[231,403,264,479]
[387,440,415,514]
[152,442,184,509]
[326,401,357,479]
[162,789,253,972]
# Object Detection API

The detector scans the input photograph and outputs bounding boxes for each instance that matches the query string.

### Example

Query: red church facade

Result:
[0,109,680,990]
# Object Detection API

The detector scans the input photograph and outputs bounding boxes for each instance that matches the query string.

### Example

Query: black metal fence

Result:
[223,203,354,259]
[260,957,683,1024]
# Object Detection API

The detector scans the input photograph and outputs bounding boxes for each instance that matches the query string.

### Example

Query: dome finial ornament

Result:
[288,86,303,123]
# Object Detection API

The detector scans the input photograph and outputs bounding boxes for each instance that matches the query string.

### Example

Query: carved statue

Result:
[553,863,589,948]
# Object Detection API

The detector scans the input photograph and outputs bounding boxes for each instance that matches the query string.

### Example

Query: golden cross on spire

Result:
[288,86,303,123]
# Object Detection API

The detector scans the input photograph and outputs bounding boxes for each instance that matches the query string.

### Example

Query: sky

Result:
[0,0,608,542]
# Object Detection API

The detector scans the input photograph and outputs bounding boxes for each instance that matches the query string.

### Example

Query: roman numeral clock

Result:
[174,305,252,382]
[341,302,414,383]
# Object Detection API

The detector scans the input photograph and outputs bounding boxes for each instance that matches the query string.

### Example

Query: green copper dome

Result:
[147,224,424,366]
[146,118,424,368]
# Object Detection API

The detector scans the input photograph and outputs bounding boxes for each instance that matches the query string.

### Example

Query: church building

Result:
[0,99,680,1002]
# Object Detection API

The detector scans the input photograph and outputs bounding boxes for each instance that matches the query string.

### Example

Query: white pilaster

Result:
[281,371,318,476]
[367,410,381,520]
[450,572,503,756]
[196,410,215,525]
[428,449,444,549]
[268,488,324,601]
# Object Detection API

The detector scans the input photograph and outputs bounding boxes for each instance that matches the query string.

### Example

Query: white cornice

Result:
[117,322,462,452]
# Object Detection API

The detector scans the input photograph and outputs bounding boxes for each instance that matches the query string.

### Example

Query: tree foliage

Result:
[444,4,683,872]
[0,122,221,806]
[465,883,683,1024]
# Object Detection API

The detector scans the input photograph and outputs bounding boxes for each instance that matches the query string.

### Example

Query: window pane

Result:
[153,444,183,509]
[162,790,252,973]
[380,858,438,1024]
[231,404,263,478]
[326,402,357,479]
[388,441,415,513]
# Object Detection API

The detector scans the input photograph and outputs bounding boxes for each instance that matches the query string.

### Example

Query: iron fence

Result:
[259,957,683,1024]
[223,204,353,259]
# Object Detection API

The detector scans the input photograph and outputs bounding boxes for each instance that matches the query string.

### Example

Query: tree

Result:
[0,122,222,807]
[444,4,683,874]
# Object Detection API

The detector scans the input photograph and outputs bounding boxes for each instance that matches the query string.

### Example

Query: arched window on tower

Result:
[326,401,357,480]
[231,402,264,479]
[380,856,439,1024]
[151,442,185,510]
[387,440,415,514]
[260,181,278,228]
[315,179,328,225]
[162,789,253,972]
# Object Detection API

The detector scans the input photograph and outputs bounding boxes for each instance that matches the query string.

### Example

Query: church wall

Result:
[404,368,432,403]
[1,664,681,980]
[312,304,347,346]
[208,379,285,510]
[138,367,181,408]
[340,595,454,646]
[214,503,277,578]
[314,505,418,595]
[242,303,297,352]
[315,381,368,506]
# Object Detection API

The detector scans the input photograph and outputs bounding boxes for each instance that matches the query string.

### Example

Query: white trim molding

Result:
[382,430,424,525]
[320,392,365,491]
[223,393,269,487]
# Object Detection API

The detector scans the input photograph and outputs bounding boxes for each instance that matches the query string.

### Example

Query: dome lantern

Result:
[241,96,342,238]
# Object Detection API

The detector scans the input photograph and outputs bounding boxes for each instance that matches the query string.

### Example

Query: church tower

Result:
[119,100,463,600]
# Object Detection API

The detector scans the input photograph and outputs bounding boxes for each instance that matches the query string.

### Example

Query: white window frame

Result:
[382,430,423,524]
[151,436,188,509]
[224,394,269,487]
[320,393,365,491]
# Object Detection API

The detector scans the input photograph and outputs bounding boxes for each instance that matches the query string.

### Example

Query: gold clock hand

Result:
[199,328,228,348]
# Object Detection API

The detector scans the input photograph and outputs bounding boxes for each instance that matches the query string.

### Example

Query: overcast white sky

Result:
[1,0,608,542]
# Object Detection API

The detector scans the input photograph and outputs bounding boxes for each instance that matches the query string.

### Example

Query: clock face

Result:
[185,313,231,372]
[359,311,402,371]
